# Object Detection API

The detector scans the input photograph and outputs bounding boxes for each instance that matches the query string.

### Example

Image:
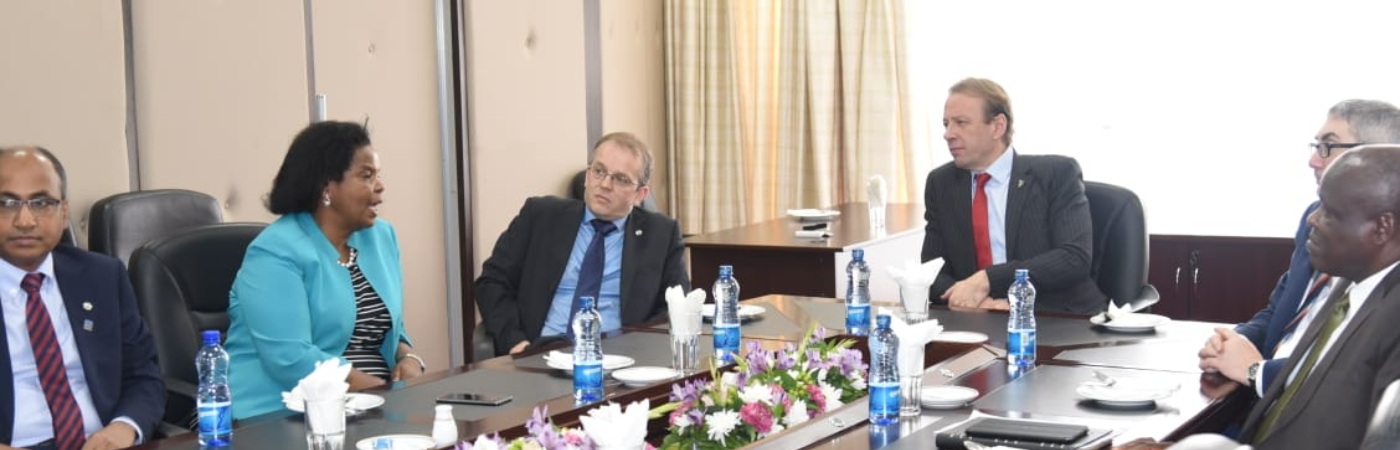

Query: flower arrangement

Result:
[651,326,868,449]
[457,403,657,450]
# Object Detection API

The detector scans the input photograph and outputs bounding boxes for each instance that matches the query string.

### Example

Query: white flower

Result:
[673,412,693,432]
[764,423,785,437]
[469,435,501,450]
[706,410,741,444]
[817,367,830,381]
[821,382,845,410]
[720,372,739,387]
[739,383,774,405]
[784,399,811,426]
[852,377,867,390]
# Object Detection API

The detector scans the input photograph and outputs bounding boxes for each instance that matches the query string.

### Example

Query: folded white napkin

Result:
[1089,301,1134,325]
[579,399,650,450]
[281,357,351,411]
[665,285,705,335]
[879,308,944,377]
[889,258,944,312]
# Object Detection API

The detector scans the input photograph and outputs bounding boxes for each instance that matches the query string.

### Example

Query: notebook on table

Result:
[934,417,1114,450]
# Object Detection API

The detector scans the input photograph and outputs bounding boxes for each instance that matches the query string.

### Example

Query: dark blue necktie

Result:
[570,219,617,329]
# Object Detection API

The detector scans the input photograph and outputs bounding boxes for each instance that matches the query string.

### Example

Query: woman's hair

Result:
[267,121,371,214]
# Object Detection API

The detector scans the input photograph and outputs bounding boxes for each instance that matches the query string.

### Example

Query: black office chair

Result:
[128,223,264,432]
[89,189,224,266]
[1362,378,1400,449]
[1084,181,1160,312]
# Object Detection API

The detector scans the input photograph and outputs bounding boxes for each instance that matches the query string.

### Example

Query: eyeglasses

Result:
[1310,142,1363,159]
[586,166,641,189]
[0,198,63,218]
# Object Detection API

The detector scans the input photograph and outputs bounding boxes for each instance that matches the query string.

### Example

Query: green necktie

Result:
[1254,291,1352,439]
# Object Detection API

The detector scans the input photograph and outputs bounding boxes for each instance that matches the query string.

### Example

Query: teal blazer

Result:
[225,213,410,419]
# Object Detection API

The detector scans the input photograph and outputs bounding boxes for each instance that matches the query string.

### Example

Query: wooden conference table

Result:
[133,296,1248,449]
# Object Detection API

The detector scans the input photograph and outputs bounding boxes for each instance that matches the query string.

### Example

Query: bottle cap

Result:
[201,330,221,345]
[876,314,891,328]
[578,296,595,309]
[852,248,865,260]
[719,265,734,277]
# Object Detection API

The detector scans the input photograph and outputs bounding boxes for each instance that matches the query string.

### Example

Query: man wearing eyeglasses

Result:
[1199,99,1400,399]
[0,147,164,450]
[476,132,691,356]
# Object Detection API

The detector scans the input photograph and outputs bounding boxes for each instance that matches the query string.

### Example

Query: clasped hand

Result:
[1197,327,1263,385]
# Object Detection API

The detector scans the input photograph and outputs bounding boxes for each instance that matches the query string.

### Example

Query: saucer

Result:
[1077,380,1176,407]
[920,386,979,409]
[786,209,841,221]
[356,434,434,450]
[611,366,680,387]
[544,352,636,371]
[701,304,766,321]
[1102,313,1170,332]
[286,393,385,415]
[932,331,990,344]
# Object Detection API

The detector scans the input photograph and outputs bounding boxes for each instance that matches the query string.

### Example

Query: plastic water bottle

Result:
[868,314,900,425]
[1007,269,1037,367]
[845,248,872,336]
[572,296,604,403]
[196,330,232,447]
[712,265,742,363]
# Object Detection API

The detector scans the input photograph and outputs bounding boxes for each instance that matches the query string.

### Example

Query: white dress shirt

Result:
[1280,261,1398,390]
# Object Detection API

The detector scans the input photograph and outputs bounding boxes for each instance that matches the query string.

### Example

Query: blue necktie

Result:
[570,219,617,329]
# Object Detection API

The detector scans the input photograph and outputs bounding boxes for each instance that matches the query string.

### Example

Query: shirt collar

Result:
[979,146,1016,182]
[0,253,56,292]
[1344,260,1400,314]
[582,208,629,233]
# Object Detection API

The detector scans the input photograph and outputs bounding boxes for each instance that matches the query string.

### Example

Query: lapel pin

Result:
[82,319,93,332]
[82,302,93,311]
[635,229,643,236]
[1018,179,1025,188]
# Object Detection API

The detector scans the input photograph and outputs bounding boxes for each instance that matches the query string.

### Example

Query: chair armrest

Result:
[472,325,497,363]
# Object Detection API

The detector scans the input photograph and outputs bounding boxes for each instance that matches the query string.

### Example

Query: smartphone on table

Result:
[436,392,513,406]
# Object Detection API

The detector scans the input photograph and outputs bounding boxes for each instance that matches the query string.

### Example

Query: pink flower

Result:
[806,384,827,413]
[739,402,774,434]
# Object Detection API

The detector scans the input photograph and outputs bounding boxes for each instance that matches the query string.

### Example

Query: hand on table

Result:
[1197,328,1262,385]
[509,340,530,355]
[81,422,138,450]
[1110,438,1172,450]
[392,357,425,382]
[942,271,991,309]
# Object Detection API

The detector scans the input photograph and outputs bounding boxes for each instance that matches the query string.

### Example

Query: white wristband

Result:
[400,353,427,371]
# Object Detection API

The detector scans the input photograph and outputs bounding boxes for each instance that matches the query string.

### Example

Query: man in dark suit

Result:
[1238,145,1400,448]
[476,133,691,356]
[0,147,164,450]
[1200,99,1400,395]
[921,78,1104,314]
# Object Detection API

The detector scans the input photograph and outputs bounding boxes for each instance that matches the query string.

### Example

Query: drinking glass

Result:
[899,284,930,323]
[304,396,346,450]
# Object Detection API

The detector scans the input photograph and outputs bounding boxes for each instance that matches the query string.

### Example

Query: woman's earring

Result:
[322,193,332,206]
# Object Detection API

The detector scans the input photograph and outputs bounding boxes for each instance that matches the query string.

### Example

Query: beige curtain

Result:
[665,0,914,235]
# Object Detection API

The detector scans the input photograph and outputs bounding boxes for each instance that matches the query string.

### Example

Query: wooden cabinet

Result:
[1148,235,1295,323]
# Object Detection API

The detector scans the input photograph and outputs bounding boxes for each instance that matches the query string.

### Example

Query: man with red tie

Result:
[0,147,164,450]
[921,78,1105,314]
[1198,99,1400,397]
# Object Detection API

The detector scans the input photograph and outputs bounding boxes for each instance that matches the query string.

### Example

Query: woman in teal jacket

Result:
[225,121,424,419]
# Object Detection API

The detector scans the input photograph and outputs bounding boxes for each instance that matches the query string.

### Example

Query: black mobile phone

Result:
[436,393,513,406]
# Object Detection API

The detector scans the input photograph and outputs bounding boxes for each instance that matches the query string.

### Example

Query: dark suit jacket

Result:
[921,153,1105,314]
[1240,269,1400,450]
[0,245,165,443]
[476,196,691,355]
[1235,203,1319,389]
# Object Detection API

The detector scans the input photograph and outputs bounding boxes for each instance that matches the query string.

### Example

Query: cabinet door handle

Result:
[1174,267,1181,288]
[1193,267,1199,284]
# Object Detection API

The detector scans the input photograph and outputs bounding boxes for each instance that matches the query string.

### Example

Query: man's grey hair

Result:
[1330,99,1400,144]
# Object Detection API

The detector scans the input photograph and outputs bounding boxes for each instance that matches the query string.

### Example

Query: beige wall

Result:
[0,2,131,242]
[599,0,669,213]
[3,1,451,368]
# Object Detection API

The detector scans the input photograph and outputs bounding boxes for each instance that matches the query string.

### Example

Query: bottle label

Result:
[714,324,741,362]
[1008,329,1037,361]
[846,304,870,331]
[868,382,900,419]
[197,400,232,436]
[574,361,603,389]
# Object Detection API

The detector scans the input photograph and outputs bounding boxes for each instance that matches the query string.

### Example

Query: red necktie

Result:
[22,273,85,450]
[972,173,994,270]
[1274,273,1332,354]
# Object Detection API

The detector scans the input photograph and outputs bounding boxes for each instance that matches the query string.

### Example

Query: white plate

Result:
[611,366,681,387]
[1102,313,1170,332]
[786,209,841,220]
[700,304,766,321]
[544,353,636,371]
[356,434,435,450]
[1076,380,1176,407]
[286,393,385,414]
[920,386,979,409]
[932,331,990,344]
